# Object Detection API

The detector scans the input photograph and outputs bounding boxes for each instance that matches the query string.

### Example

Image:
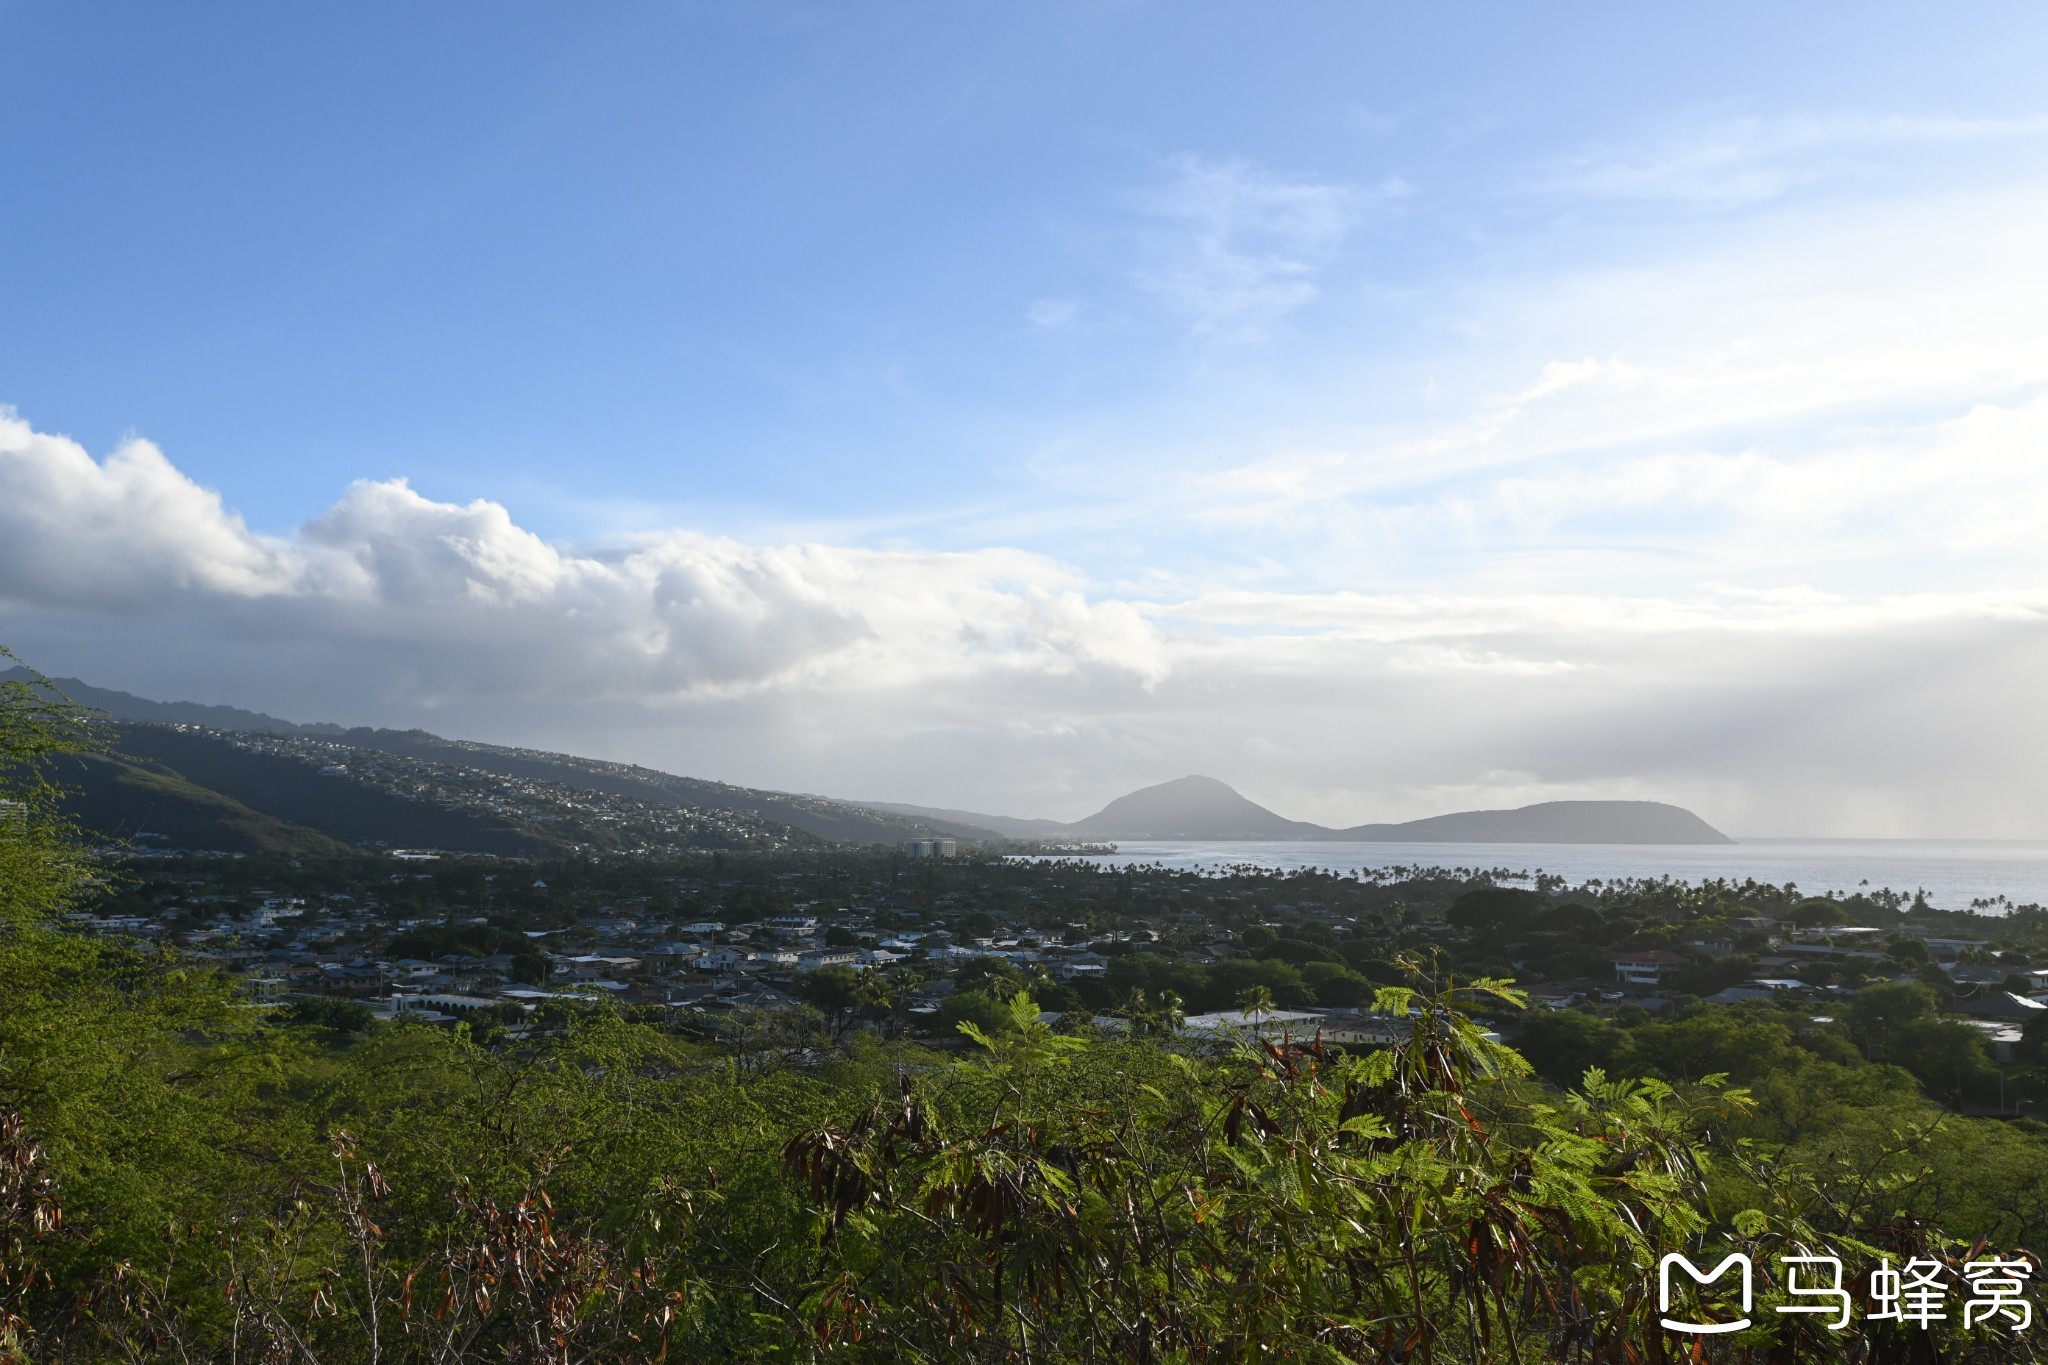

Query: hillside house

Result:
[1951,991,2048,1021]
[1612,950,1688,988]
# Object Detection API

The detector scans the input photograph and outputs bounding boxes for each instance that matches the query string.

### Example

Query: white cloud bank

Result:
[4,404,2047,839]
[11,119,2048,838]
[0,408,1167,707]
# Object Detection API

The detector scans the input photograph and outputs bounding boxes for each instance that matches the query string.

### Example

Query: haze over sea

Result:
[1072,840,2048,914]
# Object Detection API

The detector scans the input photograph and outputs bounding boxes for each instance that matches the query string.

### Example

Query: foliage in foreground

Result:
[4,659,2048,1361]
[0,956,2044,1363]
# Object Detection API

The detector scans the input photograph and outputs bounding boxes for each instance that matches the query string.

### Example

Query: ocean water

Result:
[1056,839,2048,914]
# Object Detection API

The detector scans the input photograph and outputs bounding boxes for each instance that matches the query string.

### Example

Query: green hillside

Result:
[51,752,352,856]
[106,726,558,855]
[44,722,818,856]
[0,668,337,736]
[322,726,977,842]
[7,670,975,844]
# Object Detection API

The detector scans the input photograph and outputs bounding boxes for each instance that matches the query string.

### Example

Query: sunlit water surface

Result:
[1033,840,2048,913]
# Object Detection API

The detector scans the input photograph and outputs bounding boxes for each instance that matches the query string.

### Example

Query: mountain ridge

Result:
[5,671,984,848]
[10,671,1732,847]
[866,776,1735,845]
[1069,774,1327,839]
[0,668,344,737]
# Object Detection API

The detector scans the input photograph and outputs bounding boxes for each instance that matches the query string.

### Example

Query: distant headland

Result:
[6,672,1733,849]
[869,774,1735,845]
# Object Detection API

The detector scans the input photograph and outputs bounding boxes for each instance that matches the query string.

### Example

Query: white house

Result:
[1181,1009,1327,1040]
[1612,951,1688,987]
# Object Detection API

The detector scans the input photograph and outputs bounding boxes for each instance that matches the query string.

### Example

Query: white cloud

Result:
[0,410,1169,707]
[11,142,2048,839]
[1026,298,1079,328]
[1488,355,1663,408]
[1538,111,2048,205]
[1165,175,2048,607]
[6,405,2048,838]
[1129,154,1366,335]
[1346,105,1404,138]
[0,413,299,606]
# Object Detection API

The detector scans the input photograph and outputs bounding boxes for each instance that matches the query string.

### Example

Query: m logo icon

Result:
[1659,1253,1753,1334]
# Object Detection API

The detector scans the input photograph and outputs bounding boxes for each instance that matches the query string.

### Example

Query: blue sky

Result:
[6,1,2048,834]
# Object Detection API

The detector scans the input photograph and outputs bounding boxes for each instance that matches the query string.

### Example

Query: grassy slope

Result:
[103,727,557,855]
[53,753,352,856]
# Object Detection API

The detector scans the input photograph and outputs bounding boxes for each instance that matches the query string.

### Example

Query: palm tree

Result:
[1237,984,1275,1035]
[1120,987,1156,1034]
[854,971,894,1036]
[1155,989,1185,1034]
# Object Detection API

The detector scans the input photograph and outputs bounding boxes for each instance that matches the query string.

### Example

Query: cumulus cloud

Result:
[0,410,1169,709]
[10,160,2048,839]
[6,404,2048,839]
[0,413,299,606]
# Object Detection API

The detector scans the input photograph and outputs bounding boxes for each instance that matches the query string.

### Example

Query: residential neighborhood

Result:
[57,842,2048,1108]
